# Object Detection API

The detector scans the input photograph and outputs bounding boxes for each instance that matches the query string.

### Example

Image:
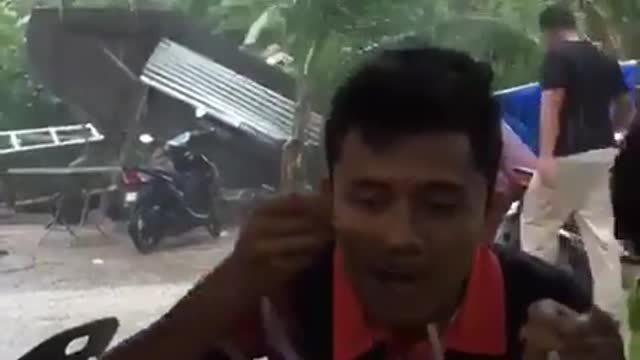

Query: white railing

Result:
[0,123,104,155]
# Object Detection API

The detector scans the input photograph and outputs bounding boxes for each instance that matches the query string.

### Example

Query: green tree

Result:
[181,0,549,188]
[0,0,58,131]
[194,0,547,99]
[579,0,640,59]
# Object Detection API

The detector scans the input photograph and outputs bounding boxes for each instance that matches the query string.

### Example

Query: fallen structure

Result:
[25,7,322,189]
[0,123,104,155]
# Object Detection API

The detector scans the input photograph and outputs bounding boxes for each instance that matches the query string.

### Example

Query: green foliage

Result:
[2,0,640,132]
[198,0,547,101]
[586,0,640,59]
[0,0,58,131]
[431,15,543,89]
[208,0,638,100]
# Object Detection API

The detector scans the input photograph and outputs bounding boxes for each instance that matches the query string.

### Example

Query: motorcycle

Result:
[499,166,594,299]
[121,131,222,254]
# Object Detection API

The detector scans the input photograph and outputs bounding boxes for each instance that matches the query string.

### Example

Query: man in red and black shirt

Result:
[104,47,624,359]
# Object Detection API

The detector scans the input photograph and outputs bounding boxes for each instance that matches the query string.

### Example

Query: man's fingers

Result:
[257,231,332,256]
[564,335,622,353]
[522,348,550,360]
[248,213,334,247]
[523,300,625,360]
[269,253,323,272]
[304,192,333,222]
[236,194,334,266]
[245,194,333,241]
[248,216,320,236]
[588,306,620,335]
[522,299,586,353]
[527,299,585,336]
[256,194,330,218]
[521,323,565,351]
[523,330,622,360]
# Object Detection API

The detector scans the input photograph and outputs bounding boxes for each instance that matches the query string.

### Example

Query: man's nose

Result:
[382,203,423,251]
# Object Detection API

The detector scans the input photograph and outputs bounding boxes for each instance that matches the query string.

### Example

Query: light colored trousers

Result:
[520,148,629,348]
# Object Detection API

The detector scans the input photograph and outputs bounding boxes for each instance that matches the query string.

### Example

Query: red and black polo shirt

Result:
[333,245,506,360]
[205,244,591,360]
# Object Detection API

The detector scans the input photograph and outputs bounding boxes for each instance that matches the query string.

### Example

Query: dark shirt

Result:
[612,122,640,241]
[204,245,591,360]
[541,41,628,156]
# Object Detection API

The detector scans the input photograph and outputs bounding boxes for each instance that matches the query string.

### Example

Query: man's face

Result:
[330,130,488,330]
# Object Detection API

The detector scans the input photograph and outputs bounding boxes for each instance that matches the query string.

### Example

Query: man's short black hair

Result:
[324,46,502,192]
[612,124,640,243]
[539,4,577,31]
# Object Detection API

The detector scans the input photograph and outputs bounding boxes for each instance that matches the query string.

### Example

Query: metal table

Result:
[2,166,121,240]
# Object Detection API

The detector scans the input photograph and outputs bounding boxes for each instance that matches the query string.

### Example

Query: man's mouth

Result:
[372,267,420,284]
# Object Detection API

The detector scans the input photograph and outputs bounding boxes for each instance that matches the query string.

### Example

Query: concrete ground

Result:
[3,213,640,359]
[0,214,235,359]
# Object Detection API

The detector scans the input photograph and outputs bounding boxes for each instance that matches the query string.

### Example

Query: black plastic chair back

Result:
[18,317,119,360]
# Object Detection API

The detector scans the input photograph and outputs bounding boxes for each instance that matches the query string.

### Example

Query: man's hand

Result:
[101,194,334,360]
[229,193,334,297]
[521,299,624,360]
[537,157,557,188]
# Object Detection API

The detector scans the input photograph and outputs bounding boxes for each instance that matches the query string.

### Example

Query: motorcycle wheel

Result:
[206,189,222,238]
[128,210,161,254]
[205,212,222,238]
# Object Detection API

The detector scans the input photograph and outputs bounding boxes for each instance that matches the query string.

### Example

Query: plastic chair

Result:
[18,317,119,360]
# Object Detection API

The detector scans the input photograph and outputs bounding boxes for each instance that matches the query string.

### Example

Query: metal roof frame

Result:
[140,39,323,145]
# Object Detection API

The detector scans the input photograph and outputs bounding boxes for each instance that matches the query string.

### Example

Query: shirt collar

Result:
[333,245,507,360]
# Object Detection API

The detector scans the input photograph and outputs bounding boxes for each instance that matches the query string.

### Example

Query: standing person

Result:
[612,123,640,256]
[611,121,640,358]
[520,3,636,346]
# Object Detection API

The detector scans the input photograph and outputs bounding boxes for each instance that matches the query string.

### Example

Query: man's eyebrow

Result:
[347,179,465,192]
[417,181,465,193]
[348,179,390,190]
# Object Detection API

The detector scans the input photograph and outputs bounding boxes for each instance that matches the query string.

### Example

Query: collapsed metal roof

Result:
[140,39,324,145]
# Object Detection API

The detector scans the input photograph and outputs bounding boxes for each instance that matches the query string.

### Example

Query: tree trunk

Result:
[98,84,148,217]
[280,76,312,194]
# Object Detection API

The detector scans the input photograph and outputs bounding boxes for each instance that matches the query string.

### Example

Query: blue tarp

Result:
[495,61,637,155]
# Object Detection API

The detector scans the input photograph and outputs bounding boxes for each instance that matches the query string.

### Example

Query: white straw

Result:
[427,323,445,360]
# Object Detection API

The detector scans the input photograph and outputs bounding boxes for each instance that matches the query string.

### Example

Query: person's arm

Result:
[102,193,333,360]
[612,93,635,131]
[539,89,565,158]
[611,64,636,132]
[501,123,537,171]
[539,50,568,159]
[499,123,536,197]
[101,258,264,360]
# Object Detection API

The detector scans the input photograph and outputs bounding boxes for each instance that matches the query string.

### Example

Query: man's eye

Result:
[350,196,387,211]
[422,201,458,214]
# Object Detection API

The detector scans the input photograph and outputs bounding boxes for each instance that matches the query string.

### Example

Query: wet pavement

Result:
[0,215,235,359]
[4,214,640,359]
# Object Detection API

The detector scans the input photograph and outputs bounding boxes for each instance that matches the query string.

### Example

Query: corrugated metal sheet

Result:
[140,39,323,145]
